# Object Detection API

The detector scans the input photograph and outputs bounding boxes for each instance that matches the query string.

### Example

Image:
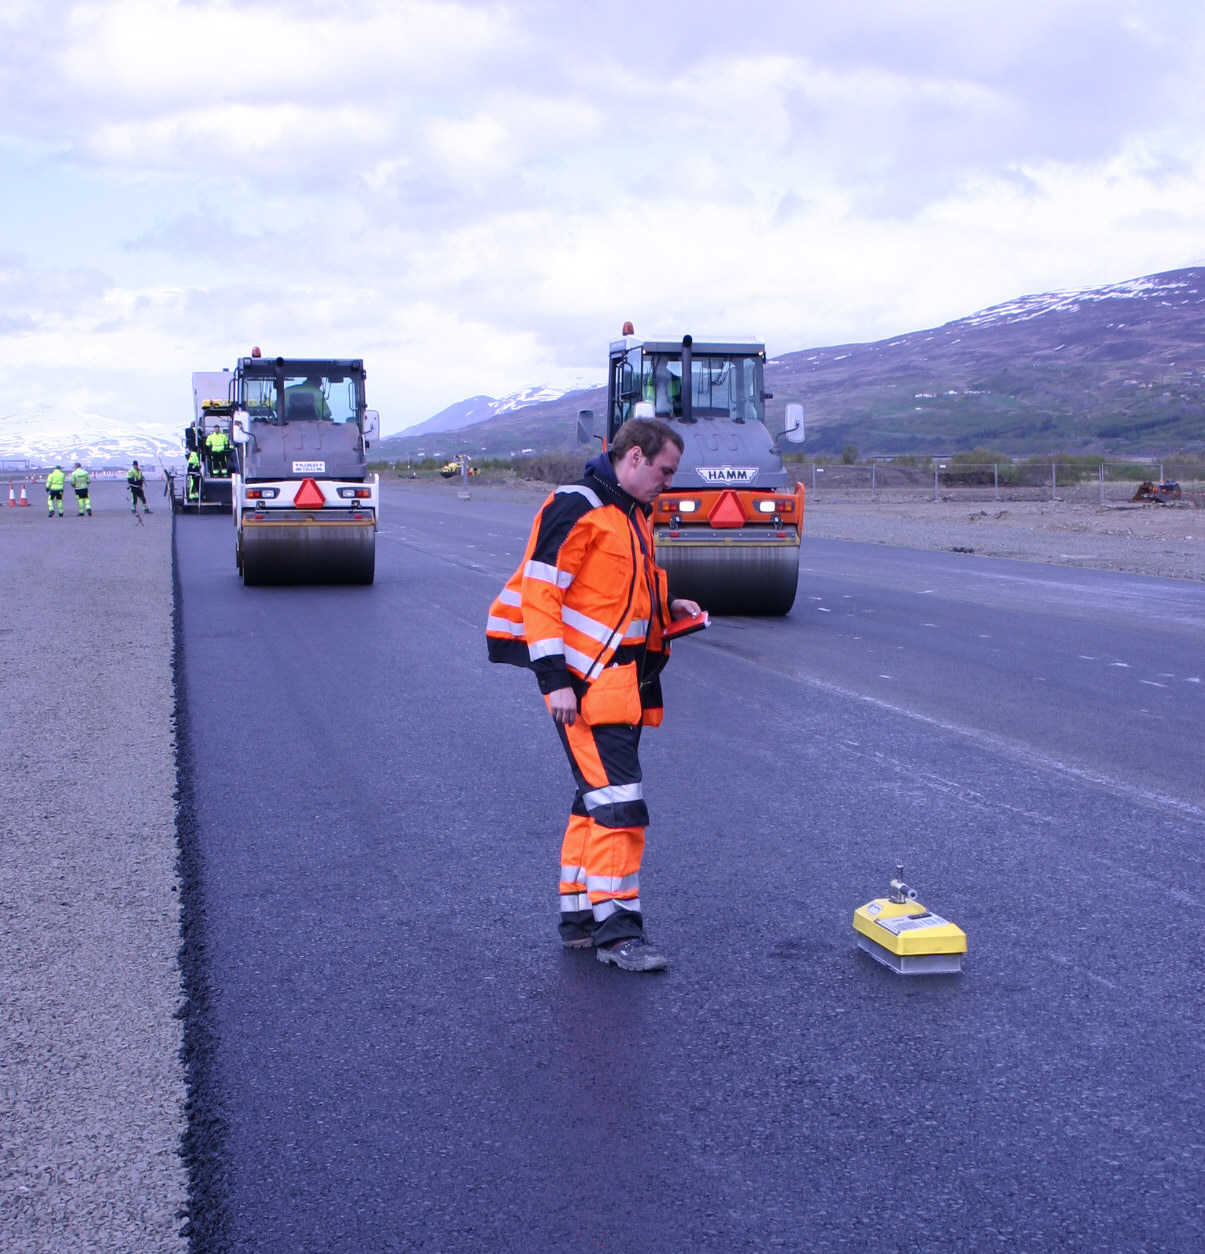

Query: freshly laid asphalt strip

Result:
[0,479,187,1251]
[174,483,1205,1252]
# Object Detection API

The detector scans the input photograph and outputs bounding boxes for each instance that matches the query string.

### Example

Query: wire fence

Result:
[790,463,1201,505]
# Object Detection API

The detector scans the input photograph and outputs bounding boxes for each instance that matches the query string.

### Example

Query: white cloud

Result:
[2,0,1205,429]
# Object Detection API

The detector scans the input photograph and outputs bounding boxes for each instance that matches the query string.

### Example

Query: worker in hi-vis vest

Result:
[205,426,231,476]
[127,462,152,514]
[486,417,701,973]
[45,465,66,517]
[69,463,91,516]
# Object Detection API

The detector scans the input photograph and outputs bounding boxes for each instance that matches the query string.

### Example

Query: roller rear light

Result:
[245,487,279,499]
[337,487,373,499]
[657,490,799,525]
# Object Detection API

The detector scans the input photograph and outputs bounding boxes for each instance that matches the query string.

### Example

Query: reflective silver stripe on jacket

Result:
[621,618,649,641]
[555,484,603,509]
[524,559,573,588]
[486,615,525,637]
[562,604,621,648]
[498,587,522,607]
[528,637,565,661]
[564,642,602,678]
[561,864,587,885]
[582,781,643,810]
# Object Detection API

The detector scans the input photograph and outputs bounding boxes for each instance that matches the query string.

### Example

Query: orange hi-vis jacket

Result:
[487,453,673,726]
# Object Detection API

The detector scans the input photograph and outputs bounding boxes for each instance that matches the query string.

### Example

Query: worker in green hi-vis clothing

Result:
[127,461,152,515]
[45,464,65,517]
[69,462,92,516]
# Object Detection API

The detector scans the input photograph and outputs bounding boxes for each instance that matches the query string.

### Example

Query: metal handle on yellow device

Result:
[889,866,919,904]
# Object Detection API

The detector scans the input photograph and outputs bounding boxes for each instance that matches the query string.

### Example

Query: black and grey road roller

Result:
[580,325,806,615]
[228,349,381,586]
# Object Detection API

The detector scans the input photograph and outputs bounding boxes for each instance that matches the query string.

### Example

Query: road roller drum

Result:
[240,514,375,586]
[656,532,799,616]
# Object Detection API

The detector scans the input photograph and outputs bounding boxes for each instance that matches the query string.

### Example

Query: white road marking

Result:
[738,663,1205,823]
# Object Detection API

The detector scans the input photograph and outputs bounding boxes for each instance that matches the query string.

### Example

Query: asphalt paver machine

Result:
[172,370,237,513]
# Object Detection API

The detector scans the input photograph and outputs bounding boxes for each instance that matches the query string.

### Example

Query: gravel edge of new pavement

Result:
[0,480,188,1253]
[800,494,1205,582]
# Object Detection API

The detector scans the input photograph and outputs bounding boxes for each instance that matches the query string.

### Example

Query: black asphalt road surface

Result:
[175,482,1205,1253]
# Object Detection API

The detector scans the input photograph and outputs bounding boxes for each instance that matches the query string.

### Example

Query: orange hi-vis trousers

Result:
[554,712,647,948]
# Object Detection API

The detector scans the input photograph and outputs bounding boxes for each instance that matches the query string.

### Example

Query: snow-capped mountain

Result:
[388,383,597,439]
[959,273,1198,328]
[379,266,1205,457]
[0,405,185,468]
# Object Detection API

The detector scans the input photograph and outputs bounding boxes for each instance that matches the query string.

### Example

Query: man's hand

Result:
[548,686,578,726]
[669,597,702,620]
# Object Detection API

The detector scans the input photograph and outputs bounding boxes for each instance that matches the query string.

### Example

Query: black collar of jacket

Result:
[584,452,650,517]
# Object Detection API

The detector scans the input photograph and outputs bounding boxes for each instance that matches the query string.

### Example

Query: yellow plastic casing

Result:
[852,898,967,958]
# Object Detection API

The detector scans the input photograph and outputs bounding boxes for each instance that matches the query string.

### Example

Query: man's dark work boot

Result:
[596,937,668,972]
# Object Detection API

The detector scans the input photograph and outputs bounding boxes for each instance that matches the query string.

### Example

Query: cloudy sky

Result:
[2,0,1204,433]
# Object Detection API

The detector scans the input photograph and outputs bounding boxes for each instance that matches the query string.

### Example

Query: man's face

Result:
[617,442,681,504]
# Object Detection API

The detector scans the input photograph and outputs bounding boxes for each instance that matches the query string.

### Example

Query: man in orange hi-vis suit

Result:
[487,418,701,972]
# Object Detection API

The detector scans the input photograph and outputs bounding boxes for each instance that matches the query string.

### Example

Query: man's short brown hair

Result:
[609,417,684,465]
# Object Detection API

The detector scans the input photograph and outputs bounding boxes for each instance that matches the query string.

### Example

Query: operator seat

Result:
[286,391,320,422]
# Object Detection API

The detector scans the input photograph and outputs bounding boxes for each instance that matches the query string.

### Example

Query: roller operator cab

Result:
[581,329,805,615]
[229,351,381,586]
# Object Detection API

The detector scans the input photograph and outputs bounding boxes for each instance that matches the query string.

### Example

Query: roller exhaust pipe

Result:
[681,335,693,424]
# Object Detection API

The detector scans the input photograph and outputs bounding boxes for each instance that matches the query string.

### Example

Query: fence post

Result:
[994,464,998,501]
[1100,463,1104,506]
[871,462,876,500]
[1051,462,1056,501]
[934,463,939,502]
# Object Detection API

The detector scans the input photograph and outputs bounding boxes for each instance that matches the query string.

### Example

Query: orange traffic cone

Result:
[7,484,14,506]
[18,484,29,506]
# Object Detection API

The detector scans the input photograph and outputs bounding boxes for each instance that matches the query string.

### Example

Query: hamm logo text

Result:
[697,466,758,485]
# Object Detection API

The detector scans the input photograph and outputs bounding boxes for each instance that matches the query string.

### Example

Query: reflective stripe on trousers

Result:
[555,711,647,947]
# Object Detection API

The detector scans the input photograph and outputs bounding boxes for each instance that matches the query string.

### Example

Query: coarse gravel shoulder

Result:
[803,495,1204,581]
[0,480,187,1252]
